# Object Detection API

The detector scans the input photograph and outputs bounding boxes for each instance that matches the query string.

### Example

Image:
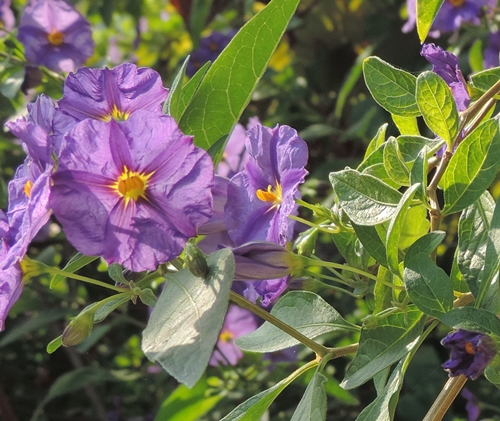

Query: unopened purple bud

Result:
[441,329,497,380]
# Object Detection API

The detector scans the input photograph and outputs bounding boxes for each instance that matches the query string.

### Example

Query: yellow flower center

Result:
[256,182,282,207]
[465,341,476,354]
[110,104,130,121]
[47,30,64,46]
[219,329,233,343]
[24,180,33,198]
[112,167,153,206]
[449,0,465,7]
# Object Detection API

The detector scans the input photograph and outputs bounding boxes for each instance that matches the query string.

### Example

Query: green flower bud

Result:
[62,310,94,347]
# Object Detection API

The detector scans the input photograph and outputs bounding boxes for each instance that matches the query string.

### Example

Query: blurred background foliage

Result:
[2,0,500,420]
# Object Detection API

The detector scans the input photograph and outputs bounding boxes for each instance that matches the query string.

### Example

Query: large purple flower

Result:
[0,0,15,37]
[17,0,94,72]
[225,124,308,246]
[209,304,258,366]
[49,111,214,272]
[441,329,496,380]
[421,43,470,111]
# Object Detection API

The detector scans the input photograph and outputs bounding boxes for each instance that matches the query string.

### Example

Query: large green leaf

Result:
[142,248,234,388]
[330,169,402,226]
[442,117,500,215]
[179,0,300,152]
[363,57,420,117]
[290,371,327,421]
[403,254,454,318]
[416,71,460,146]
[236,291,359,352]
[416,0,445,43]
[341,307,424,390]
[439,307,500,336]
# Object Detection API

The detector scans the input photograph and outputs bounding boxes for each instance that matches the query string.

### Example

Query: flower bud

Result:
[184,241,209,278]
[62,310,94,347]
[232,241,303,281]
[295,228,318,257]
[20,256,50,281]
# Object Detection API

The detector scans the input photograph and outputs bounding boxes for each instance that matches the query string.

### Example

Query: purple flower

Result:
[484,31,500,69]
[0,0,15,37]
[403,0,495,37]
[17,0,94,72]
[197,175,230,236]
[186,31,234,77]
[421,43,470,111]
[461,388,480,421]
[209,304,258,366]
[225,124,308,247]
[441,329,496,380]
[49,111,214,272]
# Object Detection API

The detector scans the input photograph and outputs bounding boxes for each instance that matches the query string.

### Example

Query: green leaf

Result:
[416,0,445,43]
[46,336,63,354]
[138,288,157,307]
[398,204,431,250]
[442,117,500,215]
[410,147,429,204]
[174,61,211,122]
[416,71,460,147]
[163,55,190,116]
[364,123,388,159]
[439,307,500,336]
[107,263,127,284]
[457,191,495,297]
[404,231,446,263]
[179,0,301,151]
[386,183,421,278]
[142,248,234,388]
[188,0,213,47]
[50,253,98,288]
[93,295,131,323]
[236,291,359,352]
[403,254,454,317]
[363,57,420,117]
[355,358,406,421]
[485,356,500,389]
[341,307,424,390]
[397,136,443,162]
[290,371,327,421]
[220,363,316,421]
[0,67,25,98]
[352,223,388,267]
[383,137,410,186]
[470,67,500,92]
[392,114,420,136]
[330,169,402,226]
[154,377,223,421]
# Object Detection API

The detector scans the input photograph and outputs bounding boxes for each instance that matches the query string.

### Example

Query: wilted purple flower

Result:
[49,111,214,272]
[484,31,500,69]
[441,329,496,380]
[0,0,15,37]
[209,304,258,366]
[421,43,470,111]
[461,388,480,421]
[186,31,234,77]
[17,0,94,72]
[225,124,308,247]
[403,0,495,37]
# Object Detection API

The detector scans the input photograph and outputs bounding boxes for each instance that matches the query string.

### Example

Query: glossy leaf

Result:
[416,0,445,43]
[142,248,234,388]
[439,307,500,336]
[442,118,500,215]
[363,57,420,117]
[416,71,459,146]
[341,307,424,390]
[236,291,359,352]
[290,371,327,421]
[469,67,500,92]
[330,169,402,226]
[179,0,301,151]
[392,114,420,136]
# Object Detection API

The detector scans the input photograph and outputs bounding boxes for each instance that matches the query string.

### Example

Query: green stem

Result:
[229,291,330,358]
[288,215,339,234]
[302,274,364,298]
[422,375,467,421]
[461,78,500,128]
[325,343,359,359]
[49,267,128,293]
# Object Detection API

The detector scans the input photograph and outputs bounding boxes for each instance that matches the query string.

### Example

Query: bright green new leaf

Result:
[363,57,420,117]
[290,371,327,421]
[392,114,420,136]
[383,137,410,186]
[364,123,387,159]
[142,248,234,388]
[386,183,421,278]
[398,204,430,250]
[341,307,424,390]
[397,135,443,162]
[403,254,454,317]
[439,307,500,336]
[330,169,402,226]
[236,291,359,353]
[442,117,500,215]
[409,147,429,204]
[416,71,460,147]
[179,0,301,152]
[416,0,445,43]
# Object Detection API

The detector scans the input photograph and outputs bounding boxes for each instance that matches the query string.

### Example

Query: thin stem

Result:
[49,267,128,293]
[422,375,467,421]
[461,78,500,127]
[463,97,497,137]
[288,215,339,234]
[325,343,359,358]
[229,291,331,357]
[301,274,364,298]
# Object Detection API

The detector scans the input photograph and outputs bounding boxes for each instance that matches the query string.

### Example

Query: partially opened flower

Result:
[49,111,214,272]
[209,304,258,366]
[17,0,94,72]
[0,0,15,37]
[441,329,497,380]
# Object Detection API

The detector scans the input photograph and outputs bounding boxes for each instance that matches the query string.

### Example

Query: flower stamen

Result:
[47,30,64,46]
[112,167,153,206]
[256,182,282,208]
[23,180,33,198]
